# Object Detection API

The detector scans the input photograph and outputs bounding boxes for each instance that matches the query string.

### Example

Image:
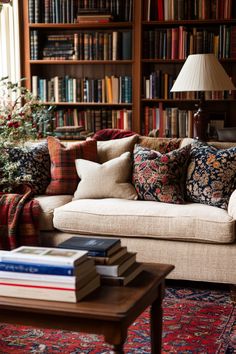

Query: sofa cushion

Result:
[46,136,98,195]
[53,198,235,244]
[186,141,236,209]
[97,134,138,163]
[35,195,73,231]
[74,152,138,200]
[132,144,191,204]
[7,142,50,194]
[138,137,182,153]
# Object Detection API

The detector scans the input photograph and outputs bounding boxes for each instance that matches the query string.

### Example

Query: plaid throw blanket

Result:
[0,185,41,250]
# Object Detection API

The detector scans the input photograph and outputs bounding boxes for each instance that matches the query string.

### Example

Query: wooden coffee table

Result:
[0,263,174,353]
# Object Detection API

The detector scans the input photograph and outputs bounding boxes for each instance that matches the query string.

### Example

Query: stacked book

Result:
[58,236,144,286]
[42,34,77,60]
[0,246,100,303]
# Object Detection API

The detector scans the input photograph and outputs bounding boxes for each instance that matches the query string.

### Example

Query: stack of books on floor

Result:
[58,236,144,286]
[0,246,100,303]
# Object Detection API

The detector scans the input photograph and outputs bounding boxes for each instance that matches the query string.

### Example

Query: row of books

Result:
[39,31,132,61]
[143,105,194,138]
[143,70,234,100]
[0,237,144,302]
[144,70,175,100]
[51,108,132,134]
[77,0,133,22]
[37,108,132,137]
[143,0,235,21]
[28,0,133,23]
[32,75,132,104]
[143,26,236,60]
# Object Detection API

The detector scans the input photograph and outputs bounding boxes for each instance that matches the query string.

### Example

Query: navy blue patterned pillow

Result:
[186,141,236,209]
[8,142,51,195]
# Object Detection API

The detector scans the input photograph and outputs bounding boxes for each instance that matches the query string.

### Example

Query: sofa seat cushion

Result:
[53,198,235,244]
[35,195,73,231]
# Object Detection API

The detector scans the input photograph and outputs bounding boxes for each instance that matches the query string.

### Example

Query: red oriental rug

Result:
[0,282,235,353]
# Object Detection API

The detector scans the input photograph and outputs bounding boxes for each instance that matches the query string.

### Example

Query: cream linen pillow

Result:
[97,135,138,163]
[74,152,138,200]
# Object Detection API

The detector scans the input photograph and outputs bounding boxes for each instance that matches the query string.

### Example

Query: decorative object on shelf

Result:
[0,77,53,191]
[170,54,235,141]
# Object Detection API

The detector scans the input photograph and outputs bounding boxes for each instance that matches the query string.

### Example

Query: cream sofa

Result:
[36,136,236,286]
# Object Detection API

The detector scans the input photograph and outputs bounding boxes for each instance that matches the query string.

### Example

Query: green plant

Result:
[0,77,53,191]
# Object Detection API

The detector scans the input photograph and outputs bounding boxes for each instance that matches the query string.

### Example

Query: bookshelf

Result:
[20,0,236,138]
[141,0,236,138]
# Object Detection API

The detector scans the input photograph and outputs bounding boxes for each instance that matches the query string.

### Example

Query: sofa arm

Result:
[228,189,236,219]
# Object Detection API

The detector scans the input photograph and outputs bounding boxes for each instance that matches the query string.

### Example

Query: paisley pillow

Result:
[8,142,51,195]
[132,144,191,204]
[186,141,236,209]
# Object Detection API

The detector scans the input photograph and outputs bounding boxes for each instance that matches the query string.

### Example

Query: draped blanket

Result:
[0,186,41,250]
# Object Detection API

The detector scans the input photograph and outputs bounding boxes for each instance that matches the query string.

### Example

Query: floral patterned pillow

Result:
[186,141,236,209]
[132,144,191,204]
[8,142,51,195]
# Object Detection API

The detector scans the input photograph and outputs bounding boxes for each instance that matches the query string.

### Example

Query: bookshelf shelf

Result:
[142,19,236,26]
[42,102,133,106]
[30,60,133,65]
[28,22,133,29]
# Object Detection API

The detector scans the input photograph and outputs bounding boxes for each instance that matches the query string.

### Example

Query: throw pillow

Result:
[7,142,51,195]
[97,134,139,163]
[186,140,236,209]
[132,144,191,204]
[46,136,98,195]
[138,137,182,153]
[73,152,138,200]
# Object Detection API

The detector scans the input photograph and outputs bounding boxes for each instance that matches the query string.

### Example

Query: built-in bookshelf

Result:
[21,0,135,138]
[141,0,236,138]
[20,0,236,138]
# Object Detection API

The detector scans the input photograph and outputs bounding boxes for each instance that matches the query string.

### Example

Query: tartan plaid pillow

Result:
[46,137,98,195]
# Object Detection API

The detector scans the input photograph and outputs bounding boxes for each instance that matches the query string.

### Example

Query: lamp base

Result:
[193,93,208,141]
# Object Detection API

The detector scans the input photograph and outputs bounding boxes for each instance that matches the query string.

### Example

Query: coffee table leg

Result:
[111,343,125,354]
[150,284,164,354]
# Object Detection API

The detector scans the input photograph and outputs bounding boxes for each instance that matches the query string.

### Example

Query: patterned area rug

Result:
[0,281,235,353]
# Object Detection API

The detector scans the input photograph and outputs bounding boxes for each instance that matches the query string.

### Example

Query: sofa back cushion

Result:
[138,137,182,153]
[97,134,138,163]
[46,136,98,195]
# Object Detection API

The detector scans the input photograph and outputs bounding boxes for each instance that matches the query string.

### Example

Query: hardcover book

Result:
[101,262,144,286]
[0,258,95,277]
[95,252,136,277]
[58,236,121,257]
[0,274,101,303]
[0,246,88,266]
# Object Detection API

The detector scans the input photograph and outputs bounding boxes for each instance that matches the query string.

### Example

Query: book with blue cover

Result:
[58,236,121,257]
[0,246,88,266]
[0,258,94,277]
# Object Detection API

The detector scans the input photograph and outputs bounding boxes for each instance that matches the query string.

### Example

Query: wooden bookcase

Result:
[20,0,236,137]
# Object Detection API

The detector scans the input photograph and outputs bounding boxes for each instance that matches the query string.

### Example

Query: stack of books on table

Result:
[0,246,100,303]
[58,236,144,286]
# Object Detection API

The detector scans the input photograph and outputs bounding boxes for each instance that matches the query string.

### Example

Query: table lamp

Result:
[170,53,235,140]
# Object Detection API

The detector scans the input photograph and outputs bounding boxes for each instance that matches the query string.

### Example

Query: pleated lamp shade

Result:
[170,54,235,92]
